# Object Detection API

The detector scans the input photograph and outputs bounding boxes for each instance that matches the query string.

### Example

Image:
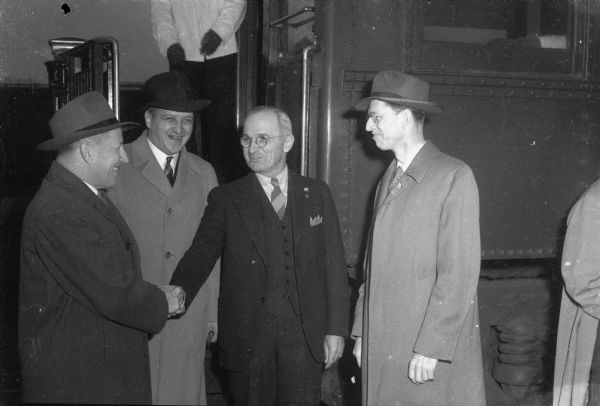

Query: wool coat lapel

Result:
[130,132,173,197]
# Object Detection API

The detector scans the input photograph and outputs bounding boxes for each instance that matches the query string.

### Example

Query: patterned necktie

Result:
[164,156,175,186]
[270,178,286,220]
[387,164,404,196]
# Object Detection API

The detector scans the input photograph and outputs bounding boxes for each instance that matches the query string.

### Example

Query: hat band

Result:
[76,117,119,132]
[370,91,426,102]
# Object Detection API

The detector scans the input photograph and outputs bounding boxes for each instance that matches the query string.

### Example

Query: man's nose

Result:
[248,139,260,153]
[366,117,375,132]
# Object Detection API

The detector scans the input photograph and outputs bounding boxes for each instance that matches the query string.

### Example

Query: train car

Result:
[2,0,600,405]
[242,0,600,404]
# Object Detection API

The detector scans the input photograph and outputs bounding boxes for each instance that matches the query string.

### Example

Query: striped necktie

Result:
[387,164,404,196]
[270,178,286,220]
[164,156,175,186]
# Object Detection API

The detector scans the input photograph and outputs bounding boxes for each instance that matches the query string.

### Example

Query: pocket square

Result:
[309,215,323,227]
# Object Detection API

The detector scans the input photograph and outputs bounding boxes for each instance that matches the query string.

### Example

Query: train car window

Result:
[414,0,587,76]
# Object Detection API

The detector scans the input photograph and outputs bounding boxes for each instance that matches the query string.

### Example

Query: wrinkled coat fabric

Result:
[353,142,485,405]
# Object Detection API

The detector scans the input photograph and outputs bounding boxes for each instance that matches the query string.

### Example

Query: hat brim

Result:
[37,122,139,151]
[355,96,443,115]
[144,99,211,113]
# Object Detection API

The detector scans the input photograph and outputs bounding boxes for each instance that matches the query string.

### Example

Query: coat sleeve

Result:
[211,0,247,44]
[35,211,168,335]
[413,165,481,361]
[170,187,225,309]
[151,0,178,56]
[321,184,351,337]
[562,186,600,320]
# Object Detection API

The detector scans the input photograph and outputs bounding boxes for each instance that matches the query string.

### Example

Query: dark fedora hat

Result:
[355,71,442,114]
[38,91,139,151]
[142,71,211,112]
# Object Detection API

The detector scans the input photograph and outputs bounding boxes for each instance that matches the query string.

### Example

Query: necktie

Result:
[270,178,286,220]
[387,164,404,196]
[164,156,175,186]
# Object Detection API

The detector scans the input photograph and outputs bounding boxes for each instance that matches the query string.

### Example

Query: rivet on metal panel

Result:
[349,74,355,79]
[521,81,527,87]
[481,250,486,256]
[507,249,514,256]
[530,91,535,96]
[349,84,354,90]
[449,88,454,94]
[501,80,506,86]
[517,249,523,255]
[527,249,534,255]
[469,88,474,94]
[489,90,495,95]
[488,249,495,256]
[507,90,514,96]
[498,250,505,255]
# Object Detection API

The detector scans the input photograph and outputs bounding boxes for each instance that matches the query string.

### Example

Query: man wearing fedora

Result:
[107,71,220,405]
[19,91,185,404]
[351,71,485,405]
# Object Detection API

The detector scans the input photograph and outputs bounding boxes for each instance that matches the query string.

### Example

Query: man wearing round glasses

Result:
[170,106,350,405]
[351,71,485,405]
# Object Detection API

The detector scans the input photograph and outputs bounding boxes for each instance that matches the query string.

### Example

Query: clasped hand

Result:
[160,285,186,317]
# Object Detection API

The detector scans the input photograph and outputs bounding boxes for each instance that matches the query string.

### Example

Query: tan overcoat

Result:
[554,179,600,406]
[108,133,220,405]
[352,142,485,405]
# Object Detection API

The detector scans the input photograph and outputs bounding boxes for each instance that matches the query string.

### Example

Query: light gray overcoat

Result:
[554,179,600,406]
[108,133,220,405]
[352,142,485,405]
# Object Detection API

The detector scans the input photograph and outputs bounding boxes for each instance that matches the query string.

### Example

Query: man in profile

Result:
[352,71,485,405]
[19,92,184,404]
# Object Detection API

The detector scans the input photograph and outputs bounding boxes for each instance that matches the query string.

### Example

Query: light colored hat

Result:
[38,91,138,151]
[355,71,442,114]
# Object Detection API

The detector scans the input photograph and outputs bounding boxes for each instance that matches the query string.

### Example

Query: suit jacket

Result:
[171,171,350,370]
[554,179,600,406]
[352,142,485,406]
[108,133,220,405]
[19,161,168,404]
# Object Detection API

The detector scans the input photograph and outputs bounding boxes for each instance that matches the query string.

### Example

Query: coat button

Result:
[167,208,174,214]
[165,251,172,259]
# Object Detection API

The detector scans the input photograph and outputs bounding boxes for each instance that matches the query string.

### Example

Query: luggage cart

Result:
[45,37,120,118]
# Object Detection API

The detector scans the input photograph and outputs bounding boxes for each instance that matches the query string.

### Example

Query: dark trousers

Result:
[227,300,322,406]
[182,54,248,184]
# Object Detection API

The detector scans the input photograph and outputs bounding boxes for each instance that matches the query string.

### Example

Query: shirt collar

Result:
[82,180,99,195]
[398,140,426,171]
[147,136,179,169]
[255,166,288,191]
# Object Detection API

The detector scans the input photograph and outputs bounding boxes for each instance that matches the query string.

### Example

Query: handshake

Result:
[160,285,186,317]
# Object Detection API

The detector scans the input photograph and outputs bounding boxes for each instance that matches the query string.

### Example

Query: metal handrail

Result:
[300,41,320,176]
[270,6,314,28]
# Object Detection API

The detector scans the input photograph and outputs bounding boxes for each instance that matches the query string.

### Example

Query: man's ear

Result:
[79,140,94,164]
[283,134,295,153]
[144,109,153,129]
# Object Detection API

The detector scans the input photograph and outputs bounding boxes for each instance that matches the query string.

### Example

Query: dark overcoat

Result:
[352,142,485,405]
[171,171,350,370]
[108,133,220,405]
[19,162,168,404]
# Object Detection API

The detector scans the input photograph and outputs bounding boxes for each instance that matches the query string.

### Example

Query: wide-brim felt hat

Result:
[355,71,442,114]
[142,71,211,112]
[38,91,139,151]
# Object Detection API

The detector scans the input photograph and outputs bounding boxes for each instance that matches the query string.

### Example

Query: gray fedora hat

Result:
[355,71,442,114]
[142,71,211,112]
[38,91,139,151]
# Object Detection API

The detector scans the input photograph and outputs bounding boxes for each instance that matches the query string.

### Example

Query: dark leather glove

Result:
[200,29,222,56]
[167,43,186,70]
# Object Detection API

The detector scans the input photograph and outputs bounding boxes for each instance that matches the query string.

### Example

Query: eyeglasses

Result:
[240,134,284,148]
[368,109,404,126]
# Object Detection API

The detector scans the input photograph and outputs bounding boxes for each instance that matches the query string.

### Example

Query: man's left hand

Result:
[408,353,438,384]
[200,29,222,56]
[324,335,345,369]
